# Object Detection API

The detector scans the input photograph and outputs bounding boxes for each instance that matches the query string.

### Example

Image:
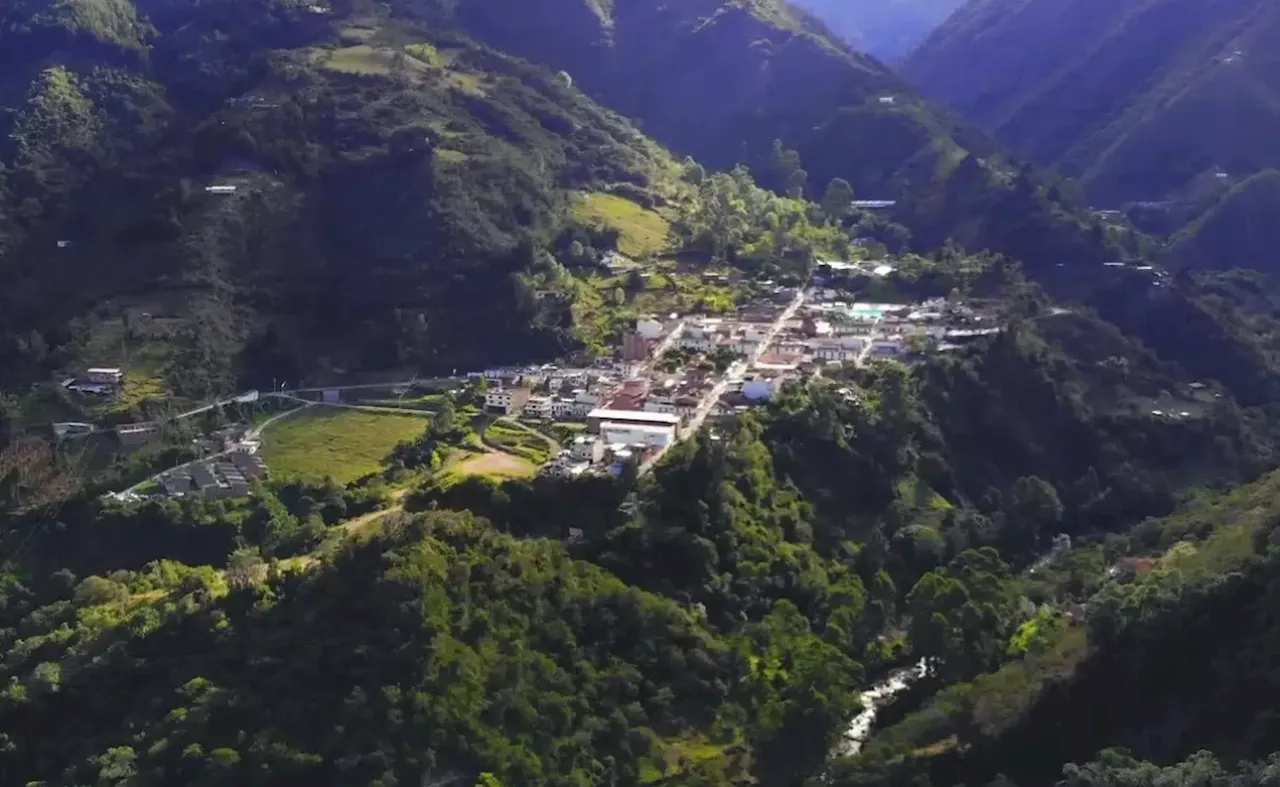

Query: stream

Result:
[836,658,929,757]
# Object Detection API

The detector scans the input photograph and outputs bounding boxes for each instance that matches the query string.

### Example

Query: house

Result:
[878,96,896,105]
[484,387,532,415]
[606,391,646,411]
[229,450,268,479]
[871,341,906,357]
[189,463,219,492]
[205,185,238,194]
[544,454,591,478]
[524,396,553,420]
[571,389,604,417]
[87,368,124,385]
[635,318,665,340]
[550,399,577,420]
[569,435,605,463]
[160,472,194,496]
[600,421,676,448]
[810,341,857,362]
[116,422,160,446]
[52,422,95,438]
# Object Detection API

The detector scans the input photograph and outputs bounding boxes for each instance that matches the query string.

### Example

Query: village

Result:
[51,261,1008,500]
[474,277,1004,479]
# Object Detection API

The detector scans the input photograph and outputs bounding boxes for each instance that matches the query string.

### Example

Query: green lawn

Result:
[571,192,673,258]
[259,406,429,484]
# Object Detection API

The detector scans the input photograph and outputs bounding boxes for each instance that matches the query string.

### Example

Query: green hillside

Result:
[903,0,1280,206]
[418,0,1137,278]
[1167,170,1280,270]
[0,0,703,397]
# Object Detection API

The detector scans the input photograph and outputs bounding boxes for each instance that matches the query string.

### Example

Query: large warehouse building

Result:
[586,408,682,434]
[600,422,676,449]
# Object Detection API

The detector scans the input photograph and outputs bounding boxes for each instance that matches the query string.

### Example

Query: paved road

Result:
[273,394,439,418]
[640,320,686,375]
[854,318,884,367]
[639,288,807,476]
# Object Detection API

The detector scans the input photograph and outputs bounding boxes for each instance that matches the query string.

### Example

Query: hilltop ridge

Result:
[903,0,1280,206]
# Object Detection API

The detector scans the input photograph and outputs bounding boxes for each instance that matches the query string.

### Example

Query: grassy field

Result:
[259,406,429,484]
[571,193,673,258]
[446,450,538,482]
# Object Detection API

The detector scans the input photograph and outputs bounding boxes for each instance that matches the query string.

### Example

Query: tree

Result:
[227,546,266,589]
[787,168,808,200]
[682,156,706,185]
[907,548,1020,678]
[73,576,128,606]
[1002,476,1064,557]
[626,268,647,292]
[822,177,854,220]
[769,138,802,192]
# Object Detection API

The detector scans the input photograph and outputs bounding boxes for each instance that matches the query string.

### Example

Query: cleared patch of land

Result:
[259,406,428,484]
[448,450,537,481]
[571,192,673,257]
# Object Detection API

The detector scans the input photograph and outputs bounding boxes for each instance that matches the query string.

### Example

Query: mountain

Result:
[902,0,1280,206]
[1166,170,1280,269]
[786,0,965,63]
[423,0,1134,275]
[0,0,736,399]
[0,0,1145,405]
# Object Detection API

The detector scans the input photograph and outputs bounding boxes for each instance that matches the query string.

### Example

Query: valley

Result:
[1,1,1280,787]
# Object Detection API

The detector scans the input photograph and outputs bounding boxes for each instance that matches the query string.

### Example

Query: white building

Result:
[587,408,682,433]
[571,389,604,417]
[643,395,701,418]
[550,399,577,420]
[569,435,605,463]
[484,388,531,415]
[600,422,676,448]
[523,396,553,420]
[636,318,665,340]
[86,368,124,385]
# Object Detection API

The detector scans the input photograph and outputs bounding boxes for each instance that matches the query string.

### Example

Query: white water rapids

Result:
[836,658,929,757]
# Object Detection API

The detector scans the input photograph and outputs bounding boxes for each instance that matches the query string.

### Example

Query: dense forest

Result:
[5,0,1280,786]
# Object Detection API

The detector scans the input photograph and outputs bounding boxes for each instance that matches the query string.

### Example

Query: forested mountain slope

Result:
[0,0,699,396]
[407,0,1134,274]
[903,0,1280,205]
[784,0,965,63]
[826,463,1280,787]
[1166,170,1280,270]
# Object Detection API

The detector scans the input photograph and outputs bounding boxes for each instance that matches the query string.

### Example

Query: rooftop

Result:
[588,408,682,425]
